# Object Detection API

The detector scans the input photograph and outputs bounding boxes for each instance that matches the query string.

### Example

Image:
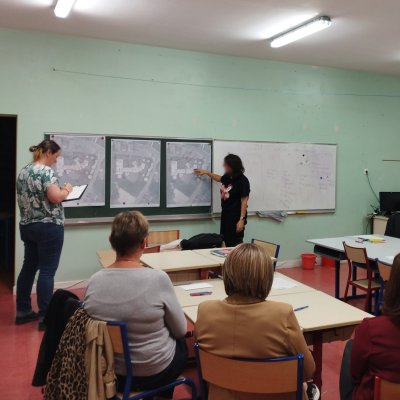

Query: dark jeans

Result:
[340,339,355,400]
[220,212,245,247]
[17,222,64,319]
[117,338,188,398]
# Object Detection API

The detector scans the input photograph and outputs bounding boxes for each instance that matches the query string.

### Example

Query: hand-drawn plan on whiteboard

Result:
[110,139,161,208]
[166,141,212,207]
[50,134,105,207]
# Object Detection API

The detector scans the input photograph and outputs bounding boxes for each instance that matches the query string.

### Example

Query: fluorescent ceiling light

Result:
[270,16,332,48]
[54,0,77,18]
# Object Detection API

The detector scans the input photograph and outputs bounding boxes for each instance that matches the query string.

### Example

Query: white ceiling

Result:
[1,0,400,76]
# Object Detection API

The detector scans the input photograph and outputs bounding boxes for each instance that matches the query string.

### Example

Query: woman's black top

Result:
[220,173,250,218]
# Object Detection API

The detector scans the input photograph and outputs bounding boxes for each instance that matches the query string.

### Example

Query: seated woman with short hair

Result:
[84,211,188,397]
[195,243,316,400]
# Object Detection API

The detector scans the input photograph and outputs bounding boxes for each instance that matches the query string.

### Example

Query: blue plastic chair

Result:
[194,343,304,400]
[107,321,197,400]
[374,259,392,316]
[251,238,281,270]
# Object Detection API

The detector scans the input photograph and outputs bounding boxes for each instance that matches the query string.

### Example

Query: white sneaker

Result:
[307,383,320,400]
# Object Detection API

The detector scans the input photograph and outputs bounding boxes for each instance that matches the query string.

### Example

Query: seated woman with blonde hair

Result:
[84,211,188,398]
[195,243,317,400]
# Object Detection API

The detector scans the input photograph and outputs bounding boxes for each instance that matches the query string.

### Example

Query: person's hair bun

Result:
[29,145,38,152]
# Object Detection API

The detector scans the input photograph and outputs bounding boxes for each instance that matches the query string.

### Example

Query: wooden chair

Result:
[143,245,160,254]
[374,259,392,315]
[147,230,180,246]
[251,239,280,270]
[374,376,400,399]
[194,343,304,400]
[343,242,380,312]
[107,321,196,400]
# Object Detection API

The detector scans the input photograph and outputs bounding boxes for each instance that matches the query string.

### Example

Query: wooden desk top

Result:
[192,247,276,264]
[141,250,221,272]
[183,290,372,331]
[191,248,231,266]
[174,272,316,308]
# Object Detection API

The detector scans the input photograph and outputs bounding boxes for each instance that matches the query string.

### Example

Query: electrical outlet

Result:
[364,168,369,175]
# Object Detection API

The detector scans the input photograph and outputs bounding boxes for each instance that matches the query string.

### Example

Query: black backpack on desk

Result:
[180,233,224,250]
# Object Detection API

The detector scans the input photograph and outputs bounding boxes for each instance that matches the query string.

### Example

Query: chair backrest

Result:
[251,239,280,260]
[195,343,303,400]
[147,230,180,245]
[343,242,369,265]
[374,376,400,399]
[107,322,133,399]
[143,245,161,254]
[376,260,392,282]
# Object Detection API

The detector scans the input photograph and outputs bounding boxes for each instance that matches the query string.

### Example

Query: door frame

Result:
[0,114,18,286]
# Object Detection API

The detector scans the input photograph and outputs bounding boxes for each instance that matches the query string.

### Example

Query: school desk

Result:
[183,289,372,396]
[192,247,276,265]
[307,234,400,299]
[140,250,222,282]
[174,273,315,307]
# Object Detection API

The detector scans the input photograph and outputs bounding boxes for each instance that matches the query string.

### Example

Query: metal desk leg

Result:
[335,260,340,299]
[313,332,323,396]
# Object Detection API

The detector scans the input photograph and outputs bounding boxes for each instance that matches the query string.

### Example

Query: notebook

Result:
[63,184,88,202]
[210,249,232,258]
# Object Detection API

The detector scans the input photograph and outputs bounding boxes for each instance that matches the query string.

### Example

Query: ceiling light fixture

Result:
[54,0,77,18]
[270,16,332,48]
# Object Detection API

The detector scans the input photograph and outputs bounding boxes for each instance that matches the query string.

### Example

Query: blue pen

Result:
[294,305,309,312]
[190,291,212,296]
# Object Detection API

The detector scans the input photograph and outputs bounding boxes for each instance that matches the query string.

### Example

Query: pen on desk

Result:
[294,305,309,312]
[190,291,212,296]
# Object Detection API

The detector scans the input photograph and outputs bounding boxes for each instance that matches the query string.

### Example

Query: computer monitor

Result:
[379,192,400,213]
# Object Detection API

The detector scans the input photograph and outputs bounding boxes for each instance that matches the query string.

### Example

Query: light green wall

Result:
[1,27,400,282]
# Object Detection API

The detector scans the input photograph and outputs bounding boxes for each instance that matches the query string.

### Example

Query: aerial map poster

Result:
[166,141,212,207]
[50,134,106,207]
[110,139,161,208]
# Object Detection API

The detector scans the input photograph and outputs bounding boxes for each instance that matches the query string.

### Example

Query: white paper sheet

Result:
[51,134,106,207]
[64,185,88,201]
[272,277,298,290]
[179,283,213,291]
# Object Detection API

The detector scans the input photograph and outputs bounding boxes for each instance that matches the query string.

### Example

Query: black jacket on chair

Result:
[32,289,81,387]
[385,214,400,239]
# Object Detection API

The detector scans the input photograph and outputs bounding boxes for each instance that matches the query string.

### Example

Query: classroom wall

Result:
[1,27,400,283]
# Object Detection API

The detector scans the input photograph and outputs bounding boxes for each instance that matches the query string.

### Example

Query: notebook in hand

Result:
[63,184,88,202]
[210,248,232,258]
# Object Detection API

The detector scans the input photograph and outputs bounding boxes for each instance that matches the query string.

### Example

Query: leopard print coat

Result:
[44,308,89,400]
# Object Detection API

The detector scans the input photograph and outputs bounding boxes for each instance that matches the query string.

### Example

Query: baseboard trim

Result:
[13,279,88,295]
[276,256,322,270]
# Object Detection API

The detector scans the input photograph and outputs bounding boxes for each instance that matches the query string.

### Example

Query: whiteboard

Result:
[212,140,336,213]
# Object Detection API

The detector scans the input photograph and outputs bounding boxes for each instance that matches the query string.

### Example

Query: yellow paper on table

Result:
[369,237,385,243]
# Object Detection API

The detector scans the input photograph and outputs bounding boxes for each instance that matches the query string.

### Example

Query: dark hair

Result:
[29,140,61,161]
[224,154,245,178]
[382,253,400,321]
[109,211,149,257]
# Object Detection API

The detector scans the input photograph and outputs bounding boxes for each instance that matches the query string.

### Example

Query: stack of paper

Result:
[179,283,213,291]
[272,277,298,290]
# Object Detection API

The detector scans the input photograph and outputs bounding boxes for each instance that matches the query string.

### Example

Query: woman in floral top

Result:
[16,140,73,330]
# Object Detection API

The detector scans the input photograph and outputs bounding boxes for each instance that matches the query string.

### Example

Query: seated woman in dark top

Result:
[341,253,400,400]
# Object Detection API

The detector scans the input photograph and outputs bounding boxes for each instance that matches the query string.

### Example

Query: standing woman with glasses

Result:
[16,139,73,330]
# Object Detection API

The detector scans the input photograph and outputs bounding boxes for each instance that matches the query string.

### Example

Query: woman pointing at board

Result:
[194,154,250,247]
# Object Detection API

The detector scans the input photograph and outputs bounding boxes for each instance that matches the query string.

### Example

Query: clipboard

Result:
[63,184,88,202]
